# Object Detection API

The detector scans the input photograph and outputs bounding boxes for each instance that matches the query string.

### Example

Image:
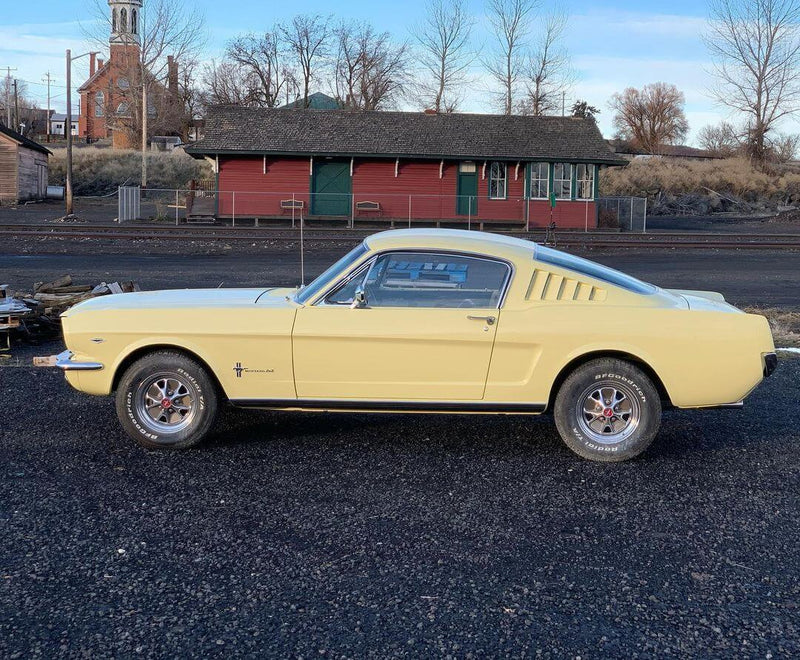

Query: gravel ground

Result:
[1,346,798,657]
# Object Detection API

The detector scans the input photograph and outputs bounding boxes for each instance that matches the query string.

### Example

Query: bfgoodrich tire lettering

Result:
[554,358,662,462]
[115,350,219,449]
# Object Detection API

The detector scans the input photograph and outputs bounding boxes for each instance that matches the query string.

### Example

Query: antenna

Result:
[297,193,305,286]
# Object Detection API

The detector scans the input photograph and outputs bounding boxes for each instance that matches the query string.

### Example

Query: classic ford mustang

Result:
[42,229,777,461]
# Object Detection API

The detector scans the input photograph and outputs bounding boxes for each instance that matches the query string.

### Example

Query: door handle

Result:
[467,315,496,325]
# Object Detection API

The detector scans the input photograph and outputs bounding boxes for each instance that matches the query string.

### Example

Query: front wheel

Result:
[553,358,662,462]
[115,350,219,449]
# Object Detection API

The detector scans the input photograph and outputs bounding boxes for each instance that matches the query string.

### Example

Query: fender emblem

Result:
[233,362,245,377]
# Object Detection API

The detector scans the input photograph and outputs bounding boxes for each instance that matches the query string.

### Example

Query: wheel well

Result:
[547,350,672,412]
[112,344,226,398]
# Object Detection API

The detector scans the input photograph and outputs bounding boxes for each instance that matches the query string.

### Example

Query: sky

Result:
[0,0,786,145]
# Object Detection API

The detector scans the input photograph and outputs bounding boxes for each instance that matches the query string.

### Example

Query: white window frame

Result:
[488,162,507,200]
[529,162,549,200]
[576,164,595,201]
[94,91,104,117]
[553,163,573,200]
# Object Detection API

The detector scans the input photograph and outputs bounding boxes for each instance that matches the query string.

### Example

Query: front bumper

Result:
[33,349,104,371]
[763,352,778,378]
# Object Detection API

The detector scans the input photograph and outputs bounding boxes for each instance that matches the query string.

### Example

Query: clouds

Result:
[0,20,94,112]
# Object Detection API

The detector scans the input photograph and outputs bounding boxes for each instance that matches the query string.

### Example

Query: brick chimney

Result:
[89,52,96,77]
[167,56,178,93]
[97,58,104,70]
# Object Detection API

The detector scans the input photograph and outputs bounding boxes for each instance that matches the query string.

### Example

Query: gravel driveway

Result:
[1,345,798,657]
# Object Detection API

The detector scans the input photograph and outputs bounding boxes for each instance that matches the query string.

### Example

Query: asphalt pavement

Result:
[1,345,798,657]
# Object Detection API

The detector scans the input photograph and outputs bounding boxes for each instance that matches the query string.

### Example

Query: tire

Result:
[553,358,662,462]
[115,350,219,449]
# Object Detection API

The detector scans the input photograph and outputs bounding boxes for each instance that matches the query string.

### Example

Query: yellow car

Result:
[45,229,777,462]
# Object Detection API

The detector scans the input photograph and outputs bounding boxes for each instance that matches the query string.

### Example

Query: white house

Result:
[49,113,79,137]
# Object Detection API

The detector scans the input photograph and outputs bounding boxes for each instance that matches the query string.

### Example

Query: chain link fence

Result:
[597,197,648,232]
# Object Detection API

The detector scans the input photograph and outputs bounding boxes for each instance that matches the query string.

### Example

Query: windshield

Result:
[536,245,656,295]
[295,242,369,304]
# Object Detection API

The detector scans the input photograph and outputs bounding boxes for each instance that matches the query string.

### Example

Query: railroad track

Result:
[2,224,800,249]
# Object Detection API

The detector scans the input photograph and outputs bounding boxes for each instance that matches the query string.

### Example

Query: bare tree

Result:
[609,82,690,154]
[705,0,800,164]
[517,11,573,116]
[0,78,41,135]
[412,0,474,113]
[485,0,537,114]
[201,59,260,107]
[333,22,408,110]
[280,14,332,108]
[226,30,287,108]
[768,132,800,162]
[697,121,741,156]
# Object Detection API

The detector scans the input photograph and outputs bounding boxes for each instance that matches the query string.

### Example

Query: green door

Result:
[456,162,478,216]
[311,160,352,216]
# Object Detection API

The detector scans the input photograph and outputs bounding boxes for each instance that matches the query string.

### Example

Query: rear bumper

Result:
[763,352,778,378]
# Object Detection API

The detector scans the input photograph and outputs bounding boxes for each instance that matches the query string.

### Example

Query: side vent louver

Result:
[526,269,607,302]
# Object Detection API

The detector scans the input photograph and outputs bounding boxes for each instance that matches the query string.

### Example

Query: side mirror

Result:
[351,288,368,309]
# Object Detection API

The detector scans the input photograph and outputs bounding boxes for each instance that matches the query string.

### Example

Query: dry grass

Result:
[744,307,800,347]
[48,147,212,196]
[600,157,800,213]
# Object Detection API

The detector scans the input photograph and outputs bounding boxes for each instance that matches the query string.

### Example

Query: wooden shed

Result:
[0,124,51,204]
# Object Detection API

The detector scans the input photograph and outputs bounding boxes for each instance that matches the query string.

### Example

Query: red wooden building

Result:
[186,107,625,228]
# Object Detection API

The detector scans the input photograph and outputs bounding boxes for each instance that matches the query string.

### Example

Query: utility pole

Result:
[66,50,73,215]
[140,1,148,189]
[13,79,19,131]
[43,71,53,142]
[65,49,98,216]
[3,66,16,127]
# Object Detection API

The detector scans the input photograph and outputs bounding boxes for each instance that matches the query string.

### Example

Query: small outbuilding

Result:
[0,124,51,204]
[186,108,626,228]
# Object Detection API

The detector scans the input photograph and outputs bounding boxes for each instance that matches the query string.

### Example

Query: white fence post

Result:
[232,191,236,228]
[468,197,472,230]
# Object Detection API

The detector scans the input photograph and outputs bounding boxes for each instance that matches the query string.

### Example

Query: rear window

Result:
[535,246,655,295]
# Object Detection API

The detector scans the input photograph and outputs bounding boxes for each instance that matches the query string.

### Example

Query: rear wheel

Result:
[554,358,662,462]
[115,350,219,449]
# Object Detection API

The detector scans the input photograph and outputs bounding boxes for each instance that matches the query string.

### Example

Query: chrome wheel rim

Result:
[576,382,641,445]
[135,372,197,434]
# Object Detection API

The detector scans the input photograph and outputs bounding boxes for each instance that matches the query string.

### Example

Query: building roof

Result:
[187,107,626,165]
[0,124,51,156]
[279,92,343,110]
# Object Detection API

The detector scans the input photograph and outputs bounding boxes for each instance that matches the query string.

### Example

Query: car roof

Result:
[364,229,537,261]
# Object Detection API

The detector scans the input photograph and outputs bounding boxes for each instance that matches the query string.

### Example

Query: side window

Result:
[327,252,509,308]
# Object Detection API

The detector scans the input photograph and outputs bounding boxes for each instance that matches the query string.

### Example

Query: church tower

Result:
[107,0,142,70]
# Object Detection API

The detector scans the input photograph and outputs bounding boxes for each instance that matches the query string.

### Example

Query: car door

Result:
[292,251,511,401]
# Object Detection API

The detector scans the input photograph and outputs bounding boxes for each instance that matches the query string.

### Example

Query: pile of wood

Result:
[24,275,140,317]
[0,275,140,346]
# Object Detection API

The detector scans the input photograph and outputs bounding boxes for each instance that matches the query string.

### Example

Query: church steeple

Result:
[109,0,142,46]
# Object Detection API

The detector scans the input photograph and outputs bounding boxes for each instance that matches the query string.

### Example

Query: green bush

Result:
[48,147,212,196]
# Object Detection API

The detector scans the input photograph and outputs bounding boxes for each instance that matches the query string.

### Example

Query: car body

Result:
[46,229,777,461]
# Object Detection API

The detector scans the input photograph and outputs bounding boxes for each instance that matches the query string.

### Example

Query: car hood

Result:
[62,287,297,317]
